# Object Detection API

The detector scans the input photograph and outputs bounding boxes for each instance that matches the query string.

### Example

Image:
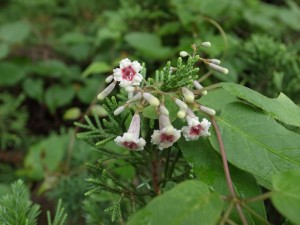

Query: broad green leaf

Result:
[210,103,300,187]
[19,133,68,180]
[271,170,300,225]
[125,32,173,60]
[221,82,300,127]
[127,180,223,225]
[22,78,44,102]
[179,139,267,224]
[0,21,31,43]
[198,88,237,111]
[32,60,71,78]
[82,62,111,77]
[45,84,75,113]
[0,43,9,59]
[0,62,26,86]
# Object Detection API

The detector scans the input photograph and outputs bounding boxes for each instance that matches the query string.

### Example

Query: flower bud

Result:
[143,93,160,107]
[208,63,228,74]
[114,106,125,116]
[177,110,186,119]
[159,105,169,116]
[175,99,188,111]
[97,82,116,101]
[105,75,114,83]
[209,59,221,65]
[182,87,194,103]
[179,51,189,57]
[193,81,208,95]
[201,42,211,48]
[200,105,216,116]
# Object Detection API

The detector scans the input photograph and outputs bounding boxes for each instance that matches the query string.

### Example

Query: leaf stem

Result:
[210,116,248,225]
[219,201,235,225]
[242,192,273,203]
[242,203,271,225]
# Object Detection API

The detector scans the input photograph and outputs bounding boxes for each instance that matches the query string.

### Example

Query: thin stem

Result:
[227,219,239,225]
[168,148,182,178]
[219,201,235,225]
[242,192,273,203]
[151,148,161,195]
[210,116,248,225]
[161,149,171,190]
[193,83,221,94]
[242,203,271,225]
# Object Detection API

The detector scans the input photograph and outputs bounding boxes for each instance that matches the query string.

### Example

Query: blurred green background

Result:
[0,0,300,224]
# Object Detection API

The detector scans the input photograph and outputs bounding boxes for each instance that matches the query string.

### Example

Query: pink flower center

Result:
[123,141,138,150]
[190,124,201,136]
[121,65,136,81]
[160,133,174,143]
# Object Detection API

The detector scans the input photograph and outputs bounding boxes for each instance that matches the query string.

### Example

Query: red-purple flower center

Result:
[123,141,138,150]
[190,124,201,136]
[121,65,136,81]
[160,133,174,143]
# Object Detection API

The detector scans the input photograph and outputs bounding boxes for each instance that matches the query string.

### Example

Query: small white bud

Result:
[209,59,221,65]
[175,99,188,111]
[182,87,194,103]
[97,82,116,101]
[177,110,186,119]
[105,75,114,83]
[200,105,216,116]
[159,105,169,116]
[193,81,208,95]
[201,42,211,48]
[114,106,125,116]
[179,51,189,57]
[125,86,135,93]
[126,92,142,104]
[208,63,228,74]
[143,93,160,107]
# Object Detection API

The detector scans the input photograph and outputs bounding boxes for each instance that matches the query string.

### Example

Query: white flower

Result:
[182,87,194,103]
[97,82,117,101]
[115,114,146,151]
[151,115,181,150]
[113,58,143,87]
[182,116,211,141]
[199,105,216,116]
[193,81,207,95]
[143,93,160,107]
[179,51,189,57]
[208,63,228,74]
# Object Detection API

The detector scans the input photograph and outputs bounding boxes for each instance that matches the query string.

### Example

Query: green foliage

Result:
[47,199,67,225]
[0,180,40,225]
[127,180,224,225]
[0,93,28,150]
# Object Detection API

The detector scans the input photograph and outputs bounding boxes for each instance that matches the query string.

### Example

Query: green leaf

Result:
[0,43,9,59]
[0,62,26,86]
[22,78,44,102]
[125,32,173,60]
[221,82,300,127]
[63,107,81,120]
[82,62,111,77]
[127,180,223,225]
[0,21,31,43]
[33,60,71,78]
[179,139,267,224]
[20,134,68,180]
[45,84,75,113]
[271,170,300,225]
[210,103,300,187]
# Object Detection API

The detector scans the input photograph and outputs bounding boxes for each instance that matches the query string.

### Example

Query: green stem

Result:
[219,201,235,225]
[242,192,273,203]
[210,116,248,225]
[242,203,271,225]
[161,149,171,190]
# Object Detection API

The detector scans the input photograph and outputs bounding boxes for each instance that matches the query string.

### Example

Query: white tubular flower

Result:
[175,99,188,111]
[208,63,229,74]
[201,42,211,48]
[114,106,125,116]
[114,114,146,151]
[179,51,189,57]
[182,117,211,141]
[193,81,208,95]
[97,82,116,101]
[113,58,143,87]
[151,115,181,150]
[200,105,216,116]
[208,59,221,65]
[159,105,169,116]
[182,87,194,103]
[143,93,160,107]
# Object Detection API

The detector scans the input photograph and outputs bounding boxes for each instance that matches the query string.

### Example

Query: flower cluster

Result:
[97,46,227,151]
